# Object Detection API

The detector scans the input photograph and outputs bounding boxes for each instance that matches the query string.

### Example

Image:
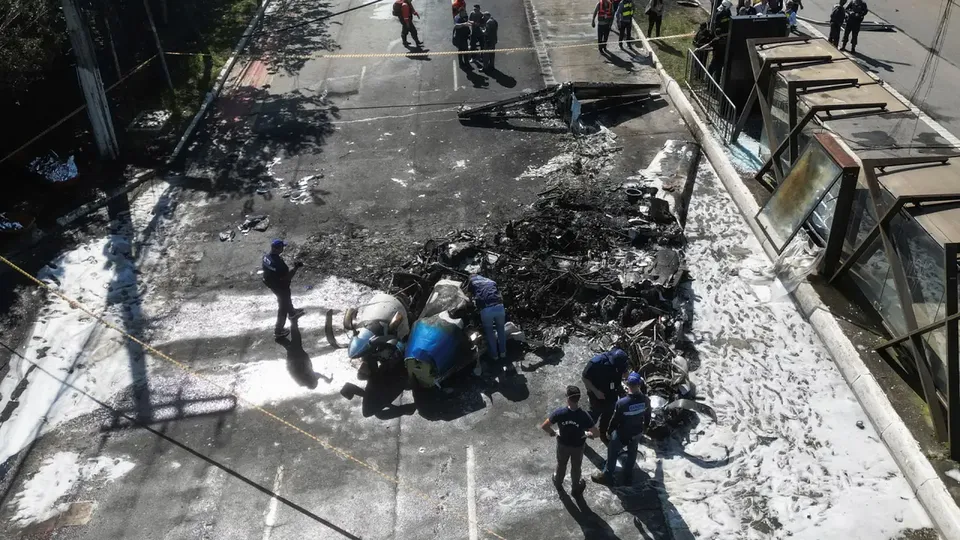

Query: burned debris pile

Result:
[389,138,711,435]
[403,180,687,348]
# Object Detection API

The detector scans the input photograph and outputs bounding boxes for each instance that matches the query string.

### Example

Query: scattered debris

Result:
[0,213,25,231]
[29,153,78,183]
[279,173,323,205]
[238,215,270,234]
[219,230,236,242]
[127,109,172,132]
[856,420,865,429]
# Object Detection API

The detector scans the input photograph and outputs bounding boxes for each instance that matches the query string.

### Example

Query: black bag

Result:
[393,0,403,17]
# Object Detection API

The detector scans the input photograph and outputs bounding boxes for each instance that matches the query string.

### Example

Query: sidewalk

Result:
[644,3,960,538]
[523,1,936,539]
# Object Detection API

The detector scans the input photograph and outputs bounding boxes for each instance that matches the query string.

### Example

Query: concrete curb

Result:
[167,0,276,164]
[634,17,960,540]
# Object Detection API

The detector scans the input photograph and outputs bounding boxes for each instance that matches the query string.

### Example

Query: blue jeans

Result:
[479,304,506,360]
[602,430,639,483]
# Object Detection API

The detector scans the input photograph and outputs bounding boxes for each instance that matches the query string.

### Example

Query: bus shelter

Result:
[734,36,960,457]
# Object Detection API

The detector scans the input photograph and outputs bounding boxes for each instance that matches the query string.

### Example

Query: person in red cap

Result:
[262,239,305,338]
[540,385,600,494]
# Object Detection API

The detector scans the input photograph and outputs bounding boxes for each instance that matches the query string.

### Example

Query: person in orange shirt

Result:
[400,0,423,48]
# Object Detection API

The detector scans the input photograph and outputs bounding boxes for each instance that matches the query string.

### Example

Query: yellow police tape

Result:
[0,254,508,540]
[313,32,693,59]
[162,32,694,59]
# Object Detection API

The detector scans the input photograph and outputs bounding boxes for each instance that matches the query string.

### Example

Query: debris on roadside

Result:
[285,173,323,204]
[29,152,79,183]
[238,214,270,234]
[219,230,236,242]
[379,138,710,435]
[0,213,25,231]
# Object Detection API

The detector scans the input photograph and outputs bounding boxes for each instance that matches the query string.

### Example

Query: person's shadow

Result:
[276,320,326,389]
[581,443,690,539]
[483,67,517,88]
[557,486,626,540]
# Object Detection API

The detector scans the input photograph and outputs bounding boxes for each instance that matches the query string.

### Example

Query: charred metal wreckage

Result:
[325,136,715,436]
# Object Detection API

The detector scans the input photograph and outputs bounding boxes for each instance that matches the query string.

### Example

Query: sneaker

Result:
[275,328,290,338]
[591,472,610,485]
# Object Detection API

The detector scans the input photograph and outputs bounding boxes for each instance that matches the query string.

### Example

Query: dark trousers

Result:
[401,21,420,44]
[842,19,861,49]
[483,42,496,70]
[456,41,470,68]
[708,55,723,82]
[828,23,842,47]
[618,20,632,43]
[587,393,615,437]
[555,443,585,487]
[597,23,612,50]
[647,13,662,37]
[270,286,295,334]
[602,430,640,483]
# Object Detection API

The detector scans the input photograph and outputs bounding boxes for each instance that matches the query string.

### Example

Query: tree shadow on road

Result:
[249,0,341,76]
[182,85,336,198]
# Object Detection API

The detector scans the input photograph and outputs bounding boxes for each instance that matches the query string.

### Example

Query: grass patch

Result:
[162,0,260,121]
[642,3,707,85]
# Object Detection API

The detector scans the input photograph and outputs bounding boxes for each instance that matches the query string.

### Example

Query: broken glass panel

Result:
[756,141,843,252]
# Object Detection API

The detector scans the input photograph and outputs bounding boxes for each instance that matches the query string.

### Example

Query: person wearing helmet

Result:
[581,348,630,443]
[592,371,651,486]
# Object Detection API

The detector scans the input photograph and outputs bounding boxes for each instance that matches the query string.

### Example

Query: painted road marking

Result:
[261,464,285,540]
[467,446,478,540]
[453,59,459,91]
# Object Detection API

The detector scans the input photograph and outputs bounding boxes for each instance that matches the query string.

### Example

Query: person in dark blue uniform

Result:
[592,371,651,485]
[540,385,601,494]
[262,239,304,338]
[466,274,506,361]
[581,348,630,443]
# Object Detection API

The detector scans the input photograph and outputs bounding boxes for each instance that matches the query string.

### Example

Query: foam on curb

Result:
[633,16,960,540]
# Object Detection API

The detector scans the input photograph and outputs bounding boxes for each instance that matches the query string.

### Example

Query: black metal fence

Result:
[684,49,738,144]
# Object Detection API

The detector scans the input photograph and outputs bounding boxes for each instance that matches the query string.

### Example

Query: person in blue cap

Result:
[262,239,304,338]
[466,274,507,363]
[540,385,600,495]
[592,371,651,486]
[581,347,630,443]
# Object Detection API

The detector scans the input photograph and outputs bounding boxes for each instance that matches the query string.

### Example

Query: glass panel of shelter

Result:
[755,139,843,252]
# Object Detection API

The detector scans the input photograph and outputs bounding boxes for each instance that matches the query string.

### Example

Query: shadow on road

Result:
[558,485,626,540]
[277,320,325,389]
[485,67,517,88]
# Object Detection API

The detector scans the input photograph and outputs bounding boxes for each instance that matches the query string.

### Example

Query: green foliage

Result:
[0,0,69,91]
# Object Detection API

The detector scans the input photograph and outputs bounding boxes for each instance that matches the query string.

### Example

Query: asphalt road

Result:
[794,0,960,138]
[0,0,691,538]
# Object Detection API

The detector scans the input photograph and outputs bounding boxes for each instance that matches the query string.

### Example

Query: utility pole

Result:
[60,0,119,160]
[142,0,175,92]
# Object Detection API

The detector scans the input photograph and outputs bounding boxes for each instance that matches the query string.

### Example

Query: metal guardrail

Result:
[684,49,737,144]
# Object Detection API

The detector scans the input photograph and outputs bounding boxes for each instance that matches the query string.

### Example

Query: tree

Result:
[0,0,69,93]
